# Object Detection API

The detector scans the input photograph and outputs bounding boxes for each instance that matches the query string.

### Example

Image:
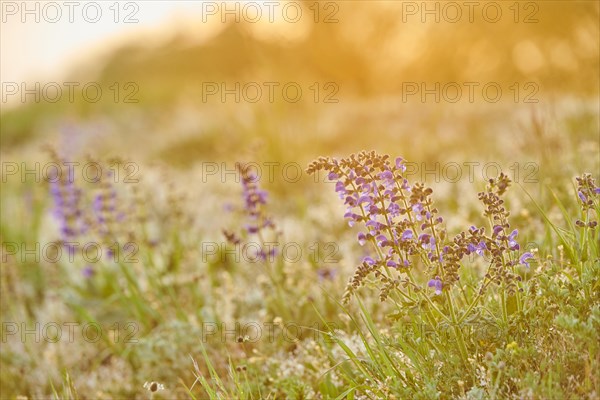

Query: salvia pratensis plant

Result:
[46,149,137,267]
[223,162,279,261]
[575,173,599,231]
[307,151,534,364]
[223,162,292,320]
[573,173,599,263]
[44,149,192,328]
[46,147,88,259]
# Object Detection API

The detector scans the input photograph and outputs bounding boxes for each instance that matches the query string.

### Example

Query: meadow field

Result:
[1,1,599,399]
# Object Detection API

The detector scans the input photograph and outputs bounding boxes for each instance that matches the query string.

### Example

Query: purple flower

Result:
[106,247,115,260]
[467,241,487,256]
[82,265,95,278]
[258,248,278,262]
[50,171,86,240]
[344,196,357,207]
[328,172,339,180]
[379,170,395,189]
[357,195,373,205]
[401,229,413,241]
[365,204,380,215]
[492,225,503,237]
[363,256,376,266]
[578,191,587,203]
[379,170,393,180]
[387,203,401,217]
[376,234,389,247]
[418,233,436,250]
[395,157,406,172]
[428,277,443,295]
[478,241,487,254]
[366,220,384,235]
[242,185,266,209]
[357,232,367,246]
[508,229,520,250]
[237,164,277,238]
[344,211,361,227]
[335,181,346,197]
[412,203,424,220]
[92,174,121,240]
[245,225,259,234]
[317,267,337,281]
[519,252,534,268]
[386,260,398,268]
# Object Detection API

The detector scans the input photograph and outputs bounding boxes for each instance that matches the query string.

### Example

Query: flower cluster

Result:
[92,169,129,246]
[47,149,87,243]
[223,163,278,261]
[308,151,531,303]
[475,174,526,295]
[308,151,448,302]
[46,150,141,272]
[49,165,86,241]
[575,173,599,228]
[239,163,273,235]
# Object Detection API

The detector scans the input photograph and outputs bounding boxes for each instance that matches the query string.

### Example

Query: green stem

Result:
[500,286,508,326]
[445,291,469,364]
[490,368,504,400]
[407,271,451,325]
[457,278,492,325]
[256,229,291,321]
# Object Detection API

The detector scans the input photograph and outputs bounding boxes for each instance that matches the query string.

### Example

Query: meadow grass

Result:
[1,100,599,399]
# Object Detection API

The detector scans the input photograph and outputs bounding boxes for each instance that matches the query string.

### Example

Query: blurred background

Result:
[1,0,598,166]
